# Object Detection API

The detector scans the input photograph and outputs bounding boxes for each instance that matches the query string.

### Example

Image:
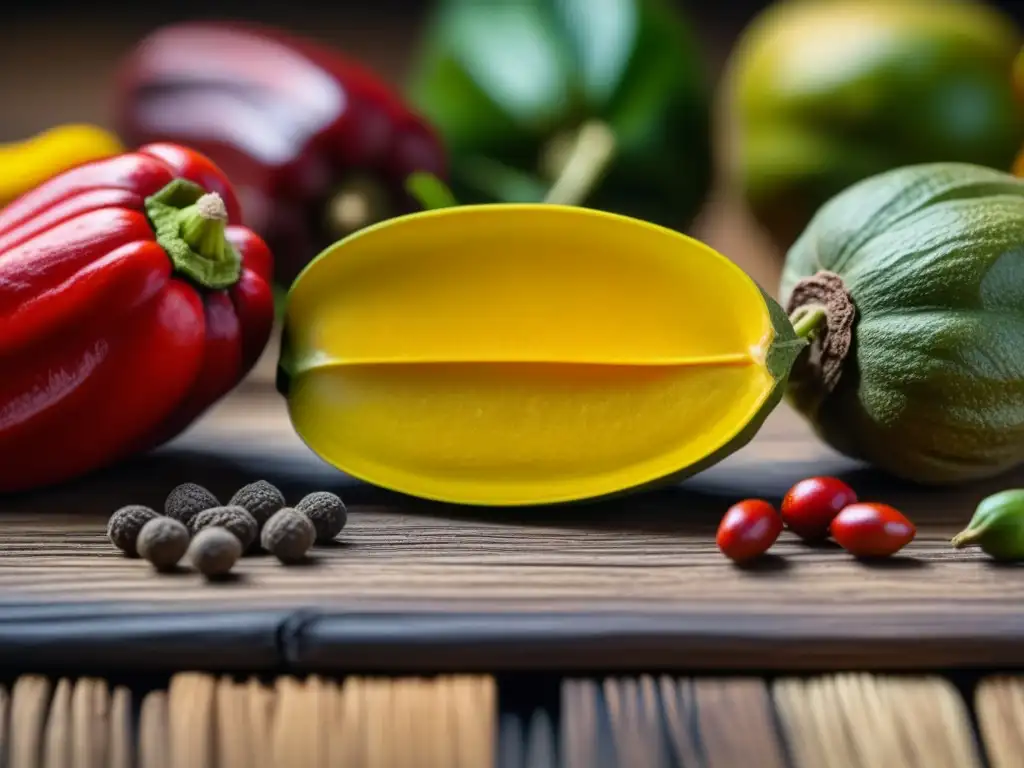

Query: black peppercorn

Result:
[229,480,286,529]
[188,527,241,578]
[261,508,316,564]
[190,506,259,551]
[107,505,159,557]
[296,491,347,543]
[137,517,190,571]
[164,483,219,527]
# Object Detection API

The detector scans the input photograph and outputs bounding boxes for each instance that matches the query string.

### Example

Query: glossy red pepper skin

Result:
[0,143,274,493]
[113,21,448,287]
[780,476,858,541]
[830,503,916,558]
[716,499,783,563]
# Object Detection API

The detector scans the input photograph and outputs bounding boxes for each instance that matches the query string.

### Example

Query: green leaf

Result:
[553,0,638,107]
[441,0,574,130]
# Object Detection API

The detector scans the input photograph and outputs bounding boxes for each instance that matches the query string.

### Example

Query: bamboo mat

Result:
[3,671,1024,766]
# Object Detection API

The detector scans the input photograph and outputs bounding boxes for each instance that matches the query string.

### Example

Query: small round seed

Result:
[107,505,159,557]
[229,480,286,529]
[164,483,219,527]
[188,527,242,578]
[296,491,347,543]
[261,508,316,564]
[137,517,190,571]
[190,506,259,551]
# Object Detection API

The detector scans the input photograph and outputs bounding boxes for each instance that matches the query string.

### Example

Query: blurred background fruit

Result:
[723,0,1024,253]
[1014,46,1024,176]
[3,0,1023,298]
[114,21,447,291]
[406,0,713,232]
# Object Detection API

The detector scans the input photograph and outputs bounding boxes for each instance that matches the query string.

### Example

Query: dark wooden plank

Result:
[0,387,1022,671]
[1,600,1023,673]
[0,606,289,673]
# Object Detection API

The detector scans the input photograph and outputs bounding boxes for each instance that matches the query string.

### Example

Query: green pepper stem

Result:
[951,528,984,549]
[178,193,231,263]
[543,120,617,207]
[790,305,827,340]
[145,179,241,290]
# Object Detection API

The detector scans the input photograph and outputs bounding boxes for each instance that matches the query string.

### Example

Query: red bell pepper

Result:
[113,21,447,287]
[0,143,275,493]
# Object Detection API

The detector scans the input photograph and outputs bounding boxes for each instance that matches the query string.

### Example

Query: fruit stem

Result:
[178,193,231,264]
[543,120,617,207]
[790,304,827,340]
[951,528,983,549]
[145,178,241,290]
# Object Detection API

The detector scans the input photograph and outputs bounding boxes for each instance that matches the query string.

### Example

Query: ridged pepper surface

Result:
[0,143,275,493]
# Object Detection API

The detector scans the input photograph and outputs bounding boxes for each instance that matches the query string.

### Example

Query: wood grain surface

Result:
[4,671,1024,767]
[1,367,1023,673]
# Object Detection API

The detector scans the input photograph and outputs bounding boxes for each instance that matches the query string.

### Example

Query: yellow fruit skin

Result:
[0,124,124,208]
[278,204,804,507]
[725,0,1024,251]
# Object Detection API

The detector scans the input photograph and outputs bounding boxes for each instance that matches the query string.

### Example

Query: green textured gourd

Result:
[781,162,1024,484]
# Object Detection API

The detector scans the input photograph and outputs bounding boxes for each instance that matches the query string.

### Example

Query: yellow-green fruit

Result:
[1015,47,1024,177]
[1015,47,1024,102]
[725,0,1024,251]
[278,204,804,507]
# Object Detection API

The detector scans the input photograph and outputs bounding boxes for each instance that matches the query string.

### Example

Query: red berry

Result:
[717,499,783,563]
[781,476,857,541]
[830,503,916,558]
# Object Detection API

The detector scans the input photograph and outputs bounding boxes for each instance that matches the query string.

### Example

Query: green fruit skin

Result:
[961,490,1024,560]
[781,162,1024,485]
[726,0,1024,251]
[406,0,712,231]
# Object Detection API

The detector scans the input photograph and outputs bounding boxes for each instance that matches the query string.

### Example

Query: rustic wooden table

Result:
[2,336,1021,675]
[3,355,1024,767]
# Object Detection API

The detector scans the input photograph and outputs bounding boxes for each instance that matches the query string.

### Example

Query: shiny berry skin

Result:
[830,503,916,558]
[781,476,858,541]
[717,499,783,563]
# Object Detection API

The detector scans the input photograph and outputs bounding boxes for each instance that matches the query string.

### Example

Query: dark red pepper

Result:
[0,143,274,493]
[113,21,448,287]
